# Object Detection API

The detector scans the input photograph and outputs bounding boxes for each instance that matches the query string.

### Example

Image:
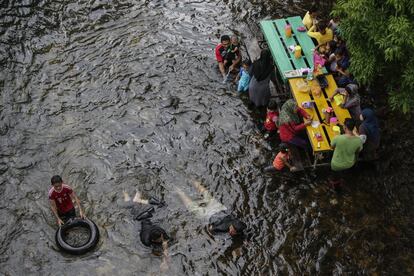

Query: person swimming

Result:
[176,180,227,219]
[176,180,246,237]
[122,191,170,271]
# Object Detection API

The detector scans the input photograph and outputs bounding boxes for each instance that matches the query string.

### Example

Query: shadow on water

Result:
[0,0,413,275]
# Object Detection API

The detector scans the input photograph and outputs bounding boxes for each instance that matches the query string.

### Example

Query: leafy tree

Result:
[332,0,414,113]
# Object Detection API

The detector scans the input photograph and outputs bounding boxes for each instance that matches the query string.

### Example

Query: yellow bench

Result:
[288,74,351,153]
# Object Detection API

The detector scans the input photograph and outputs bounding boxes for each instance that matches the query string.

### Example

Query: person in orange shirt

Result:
[264,143,297,173]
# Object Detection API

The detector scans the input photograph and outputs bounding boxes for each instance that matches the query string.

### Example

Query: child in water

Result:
[263,101,279,138]
[264,143,297,172]
[226,35,242,72]
[234,59,252,92]
[229,35,240,58]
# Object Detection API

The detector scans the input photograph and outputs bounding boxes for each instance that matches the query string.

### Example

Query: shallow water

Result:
[1,0,413,275]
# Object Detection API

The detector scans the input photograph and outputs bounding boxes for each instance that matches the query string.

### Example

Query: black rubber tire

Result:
[55,218,99,255]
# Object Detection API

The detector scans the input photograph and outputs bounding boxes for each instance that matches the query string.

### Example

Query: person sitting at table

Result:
[331,47,352,86]
[330,118,363,171]
[248,49,275,107]
[328,16,340,34]
[329,118,363,189]
[313,44,328,75]
[277,99,312,150]
[307,20,333,46]
[357,108,380,161]
[329,83,361,121]
[302,5,319,29]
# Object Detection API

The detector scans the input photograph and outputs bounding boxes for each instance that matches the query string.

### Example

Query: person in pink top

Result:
[48,175,84,226]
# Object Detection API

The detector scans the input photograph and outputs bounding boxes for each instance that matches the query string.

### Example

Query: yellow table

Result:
[288,74,351,154]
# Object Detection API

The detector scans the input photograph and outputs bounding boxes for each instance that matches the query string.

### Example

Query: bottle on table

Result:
[285,24,292,37]
[294,45,302,58]
[332,125,341,136]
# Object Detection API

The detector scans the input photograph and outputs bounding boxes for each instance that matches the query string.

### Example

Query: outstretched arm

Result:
[70,191,84,218]
[49,200,64,226]
[330,88,342,101]
[230,52,241,71]
[160,239,170,272]
[281,156,296,171]
[218,62,226,78]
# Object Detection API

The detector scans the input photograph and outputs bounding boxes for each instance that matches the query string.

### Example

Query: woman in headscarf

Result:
[358,108,380,161]
[248,49,274,107]
[277,99,312,150]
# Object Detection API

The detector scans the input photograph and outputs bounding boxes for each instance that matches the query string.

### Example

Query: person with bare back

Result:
[176,180,246,237]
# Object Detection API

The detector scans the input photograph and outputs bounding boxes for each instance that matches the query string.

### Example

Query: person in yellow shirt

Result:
[307,21,333,45]
[302,5,318,29]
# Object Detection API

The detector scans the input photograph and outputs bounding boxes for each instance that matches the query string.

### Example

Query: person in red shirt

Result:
[48,175,84,226]
[277,99,312,150]
[263,101,279,138]
[215,35,241,81]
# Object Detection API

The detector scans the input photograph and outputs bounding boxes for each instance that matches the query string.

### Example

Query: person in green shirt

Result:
[331,118,363,171]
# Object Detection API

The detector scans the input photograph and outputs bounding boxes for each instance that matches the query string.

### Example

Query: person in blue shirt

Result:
[234,59,252,93]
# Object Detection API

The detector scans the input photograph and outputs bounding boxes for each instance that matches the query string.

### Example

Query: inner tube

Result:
[55,218,99,255]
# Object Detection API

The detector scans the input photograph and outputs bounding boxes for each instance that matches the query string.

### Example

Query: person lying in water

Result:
[122,191,169,270]
[176,180,247,238]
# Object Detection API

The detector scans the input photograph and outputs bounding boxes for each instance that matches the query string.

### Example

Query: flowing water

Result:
[1,0,413,275]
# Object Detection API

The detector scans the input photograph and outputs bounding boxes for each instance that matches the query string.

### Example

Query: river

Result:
[1,0,413,275]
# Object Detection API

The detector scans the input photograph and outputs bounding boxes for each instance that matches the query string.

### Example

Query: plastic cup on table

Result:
[294,46,302,58]
[332,125,341,136]
[285,24,292,37]
[329,117,338,126]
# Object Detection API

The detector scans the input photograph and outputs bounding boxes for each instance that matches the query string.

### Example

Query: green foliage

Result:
[332,0,414,113]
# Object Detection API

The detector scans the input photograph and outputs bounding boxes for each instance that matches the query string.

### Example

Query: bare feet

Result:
[133,190,149,204]
[193,180,206,194]
[132,191,142,203]
[123,190,131,202]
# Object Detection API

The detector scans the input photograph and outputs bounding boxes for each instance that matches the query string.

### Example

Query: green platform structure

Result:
[260,16,326,82]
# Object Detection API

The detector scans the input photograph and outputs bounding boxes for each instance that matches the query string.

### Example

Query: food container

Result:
[311,85,322,97]
[296,80,310,93]
[329,117,338,126]
[332,125,341,136]
[301,101,314,109]
[322,107,333,122]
